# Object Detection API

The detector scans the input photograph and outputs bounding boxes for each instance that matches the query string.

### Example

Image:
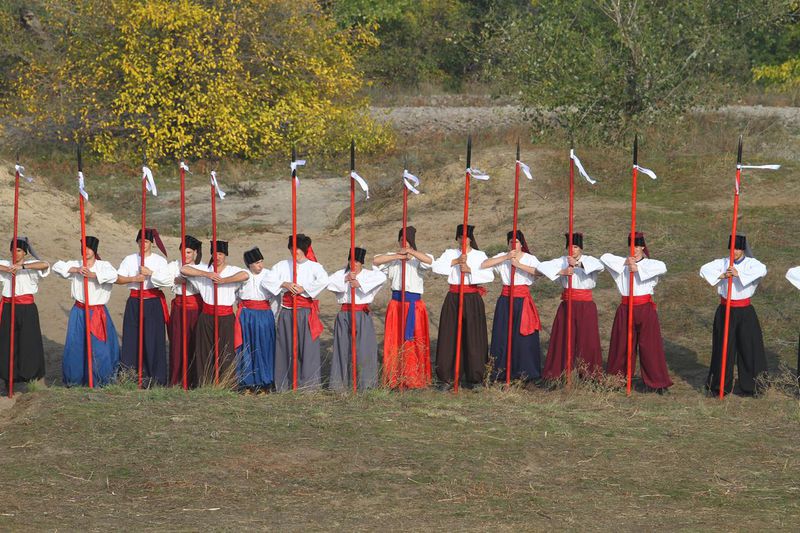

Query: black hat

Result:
[244,247,264,266]
[506,230,530,254]
[211,240,229,256]
[10,236,41,260]
[728,234,753,257]
[180,235,202,264]
[627,232,649,258]
[398,226,417,250]
[348,247,367,264]
[136,227,168,256]
[565,232,584,249]
[287,234,312,255]
[84,236,100,258]
[455,224,479,250]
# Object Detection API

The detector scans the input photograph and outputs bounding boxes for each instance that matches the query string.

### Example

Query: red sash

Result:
[448,284,487,297]
[241,299,271,310]
[341,303,371,314]
[282,293,324,340]
[0,295,35,325]
[500,285,540,334]
[74,301,108,342]
[621,295,655,307]
[561,289,593,302]
[201,303,243,349]
[130,288,170,322]
[721,297,751,308]
[173,293,202,310]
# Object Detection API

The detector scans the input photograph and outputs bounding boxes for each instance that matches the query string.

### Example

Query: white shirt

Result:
[236,268,280,316]
[600,253,667,296]
[431,249,494,285]
[537,255,604,289]
[787,266,800,290]
[489,252,539,286]
[264,259,329,303]
[327,267,387,304]
[188,264,249,306]
[151,260,198,296]
[377,253,433,294]
[700,257,767,300]
[118,253,169,291]
[52,259,118,305]
[0,260,50,297]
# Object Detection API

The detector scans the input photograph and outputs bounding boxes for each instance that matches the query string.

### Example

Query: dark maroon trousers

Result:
[606,301,673,389]
[543,300,603,379]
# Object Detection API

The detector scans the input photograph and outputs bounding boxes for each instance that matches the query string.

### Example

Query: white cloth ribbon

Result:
[467,167,490,180]
[291,160,306,185]
[570,150,597,185]
[403,170,420,194]
[179,161,191,173]
[350,170,369,199]
[142,165,157,196]
[517,160,533,180]
[633,164,658,180]
[77,171,89,200]
[735,163,780,193]
[210,171,226,200]
[14,164,32,183]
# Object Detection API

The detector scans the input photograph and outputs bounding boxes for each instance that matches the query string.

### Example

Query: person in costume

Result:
[151,235,203,387]
[236,247,278,392]
[264,234,329,391]
[373,226,433,389]
[480,230,542,382]
[538,232,605,380]
[601,232,673,392]
[431,224,493,388]
[327,246,387,390]
[0,237,50,392]
[701,234,768,396]
[115,228,170,386]
[52,237,120,386]
[181,240,249,386]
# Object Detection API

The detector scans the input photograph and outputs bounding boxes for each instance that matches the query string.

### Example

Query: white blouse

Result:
[377,253,433,294]
[52,259,118,305]
[0,260,50,297]
[151,260,198,296]
[264,259,329,303]
[787,267,800,290]
[431,249,494,285]
[600,253,667,296]
[327,267,387,304]
[537,255,604,289]
[118,253,169,291]
[188,264,249,306]
[489,252,539,286]
[700,257,767,300]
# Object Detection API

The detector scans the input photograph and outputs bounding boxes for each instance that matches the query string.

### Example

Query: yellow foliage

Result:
[753,57,800,90]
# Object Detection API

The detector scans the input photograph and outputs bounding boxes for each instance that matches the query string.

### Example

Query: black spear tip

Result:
[15,151,19,165]
[466,135,472,169]
[77,143,83,172]
[291,145,296,163]
[633,133,639,165]
[737,135,743,165]
[516,138,520,161]
[350,139,355,171]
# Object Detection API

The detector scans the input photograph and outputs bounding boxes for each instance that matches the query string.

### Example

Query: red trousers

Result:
[606,301,673,389]
[382,299,431,389]
[543,300,603,379]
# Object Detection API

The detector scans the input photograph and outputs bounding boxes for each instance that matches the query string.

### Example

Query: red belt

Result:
[561,289,593,302]
[0,295,35,325]
[448,284,487,297]
[201,303,243,349]
[621,295,655,306]
[173,293,202,310]
[130,288,170,322]
[341,303,371,314]
[74,301,108,342]
[721,297,751,308]
[500,285,540,334]
[241,299,271,311]
[282,292,324,340]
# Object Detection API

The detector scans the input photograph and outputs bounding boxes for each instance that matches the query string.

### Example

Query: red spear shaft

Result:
[291,147,299,390]
[719,136,743,399]
[566,147,575,386]
[211,172,219,385]
[7,158,20,398]
[77,146,94,388]
[453,136,472,393]
[180,161,188,390]
[138,166,146,389]
[400,173,408,358]
[626,136,639,396]
[349,140,358,393]
[505,141,521,386]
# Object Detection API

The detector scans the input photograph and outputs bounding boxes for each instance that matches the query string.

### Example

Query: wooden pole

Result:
[180,161,188,390]
[77,146,94,388]
[7,156,20,398]
[566,146,575,386]
[719,136,743,399]
[626,135,639,396]
[453,136,472,393]
[291,147,299,391]
[505,141,521,386]
[349,140,358,393]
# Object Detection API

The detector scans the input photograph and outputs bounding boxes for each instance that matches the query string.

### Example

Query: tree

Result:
[2,0,391,161]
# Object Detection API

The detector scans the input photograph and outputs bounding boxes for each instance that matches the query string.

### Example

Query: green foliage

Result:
[752,3,800,90]
[1,0,392,161]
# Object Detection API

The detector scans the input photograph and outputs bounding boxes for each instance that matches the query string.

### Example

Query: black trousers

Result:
[706,304,767,395]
